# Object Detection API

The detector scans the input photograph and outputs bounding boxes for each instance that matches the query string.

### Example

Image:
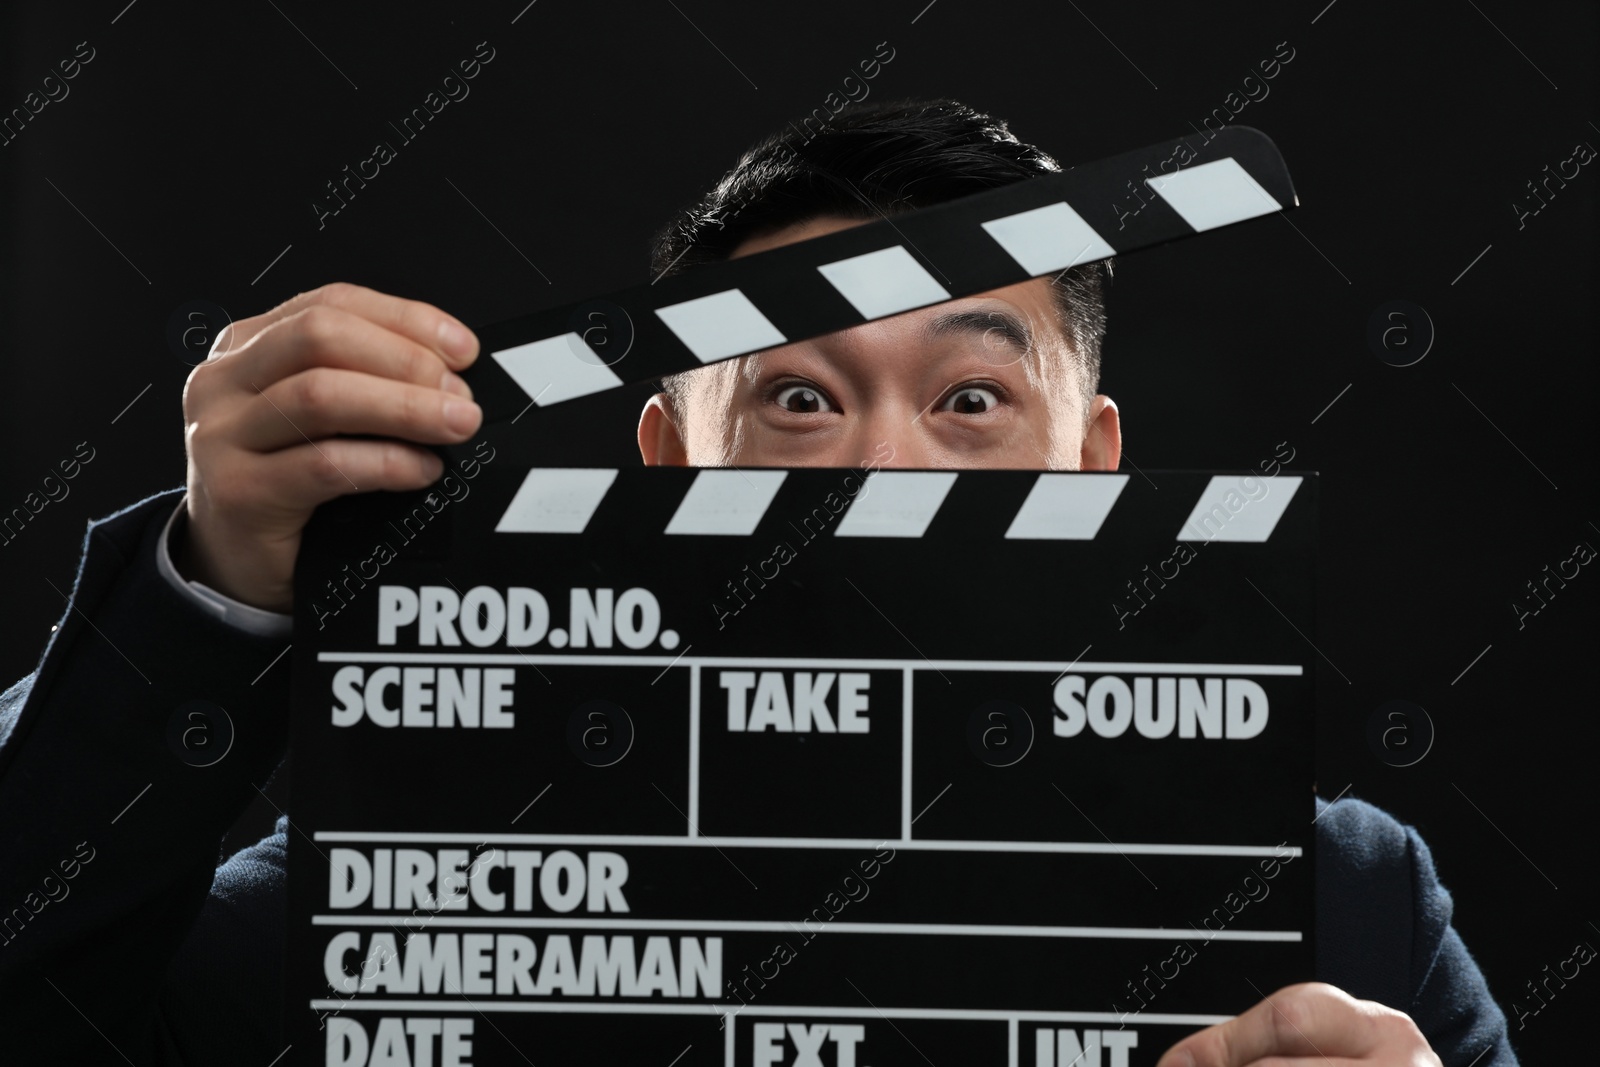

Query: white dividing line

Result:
[1050,644,1094,686]
[1451,382,1559,489]
[1008,1018,1018,1067]
[1464,0,1558,90]
[911,783,952,827]
[111,782,151,824]
[111,0,140,23]
[44,978,136,1064]
[1064,0,1158,90]
[845,975,993,1067]
[664,0,758,90]
[1242,577,1351,686]
[1451,781,1558,892]
[1311,782,1351,824]
[43,573,150,684]
[444,177,551,284]
[44,176,151,285]
[1053,784,1158,892]
[264,0,358,90]
[511,0,538,23]
[252,643,292,686]
[651,244,693,285]
[310,999,1233,1027]
[309,914,1302,941]
[1452,644,1492,686]
[1451,244,1492,285]
[316,651,1303,676]
[252,243,293,286]
[110,382,152,424]
[1276,212,1352,284]
[510,783,552,825]
[688,664,701,837]
[901,666,913,841]
[1310,382,1351,425]
[651,643,694,685]
[312,830,1302,858]
[509,382,552,424]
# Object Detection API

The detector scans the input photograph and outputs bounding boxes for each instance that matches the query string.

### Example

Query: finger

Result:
[242,437,446,512]
[1156,984,1379,1067]
[232,367,482,453]
[209,286,349,359]
[211,282,478,369]
[221,304,475,400]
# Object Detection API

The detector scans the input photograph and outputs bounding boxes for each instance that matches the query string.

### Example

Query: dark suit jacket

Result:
[0,488,1518,1064]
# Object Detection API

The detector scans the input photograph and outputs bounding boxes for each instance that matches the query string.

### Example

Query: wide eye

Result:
[939,385,1000,414]
[774,383,836,414]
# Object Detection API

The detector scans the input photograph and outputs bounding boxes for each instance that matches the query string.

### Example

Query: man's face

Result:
[638,215,1121,471]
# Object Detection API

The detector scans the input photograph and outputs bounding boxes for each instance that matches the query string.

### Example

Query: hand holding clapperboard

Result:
[286,128,1319,1067]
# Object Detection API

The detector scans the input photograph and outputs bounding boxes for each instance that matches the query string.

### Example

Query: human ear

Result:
[1079,395,1121,471]
[638,393,689,466]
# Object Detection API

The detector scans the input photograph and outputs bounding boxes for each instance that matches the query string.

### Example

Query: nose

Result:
[844,403,936,469]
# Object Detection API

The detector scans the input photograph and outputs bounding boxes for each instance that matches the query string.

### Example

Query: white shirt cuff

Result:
[156,494,294,639]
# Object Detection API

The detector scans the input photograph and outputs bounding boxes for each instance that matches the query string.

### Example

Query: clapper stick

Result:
[458,125,1297,423]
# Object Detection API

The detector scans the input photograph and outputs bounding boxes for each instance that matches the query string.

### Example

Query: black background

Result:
[2,0,1595,1061]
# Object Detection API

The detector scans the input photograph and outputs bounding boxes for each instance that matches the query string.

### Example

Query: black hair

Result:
[648,97,1111,418]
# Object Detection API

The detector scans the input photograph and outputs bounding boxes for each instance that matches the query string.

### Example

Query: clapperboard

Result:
[287,126,1317,1067]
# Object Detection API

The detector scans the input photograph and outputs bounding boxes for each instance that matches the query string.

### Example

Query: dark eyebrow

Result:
[918,306,1034,358]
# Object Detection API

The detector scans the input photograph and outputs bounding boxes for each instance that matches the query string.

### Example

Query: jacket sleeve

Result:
[152,493,294,640]
[0,487,294,1064]
[1314,796,1518,1065]
[159,812,292,1064]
